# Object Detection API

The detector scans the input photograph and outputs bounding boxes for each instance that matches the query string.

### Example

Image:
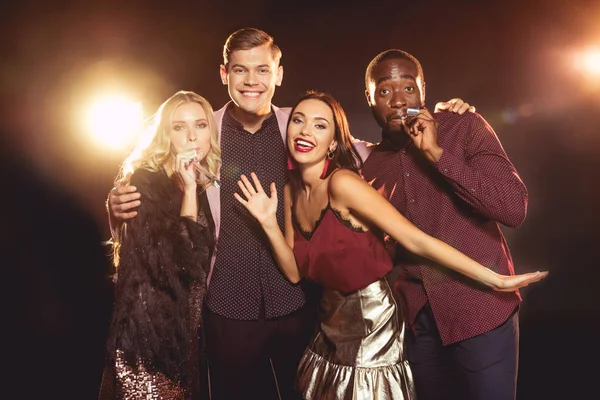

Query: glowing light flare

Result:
[582,50,600,75]
[84,95,144,149]
[499,103,536,125]
[573,47,600,77]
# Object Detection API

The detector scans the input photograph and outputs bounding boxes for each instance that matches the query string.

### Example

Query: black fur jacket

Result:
[105,167,213,383]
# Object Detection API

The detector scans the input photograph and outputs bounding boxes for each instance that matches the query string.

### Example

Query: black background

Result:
[2,1,599,398]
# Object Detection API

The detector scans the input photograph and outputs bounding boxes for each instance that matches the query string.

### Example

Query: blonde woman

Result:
[99,91,220,400]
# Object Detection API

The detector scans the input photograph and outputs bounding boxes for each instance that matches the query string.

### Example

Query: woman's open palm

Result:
[234,172,278,228]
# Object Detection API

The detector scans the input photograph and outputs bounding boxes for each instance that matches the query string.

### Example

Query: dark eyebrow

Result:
[230,64,271,70]
[376,74,417,85]
[376,75,392,85]
[292,111,330,124]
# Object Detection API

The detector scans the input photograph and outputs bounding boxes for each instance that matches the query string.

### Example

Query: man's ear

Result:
[365,89,372,106]
[219,65,228,85]
[275,65,283,87]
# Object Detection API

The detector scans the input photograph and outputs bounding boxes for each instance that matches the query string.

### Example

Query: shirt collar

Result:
[222,105,277,133]
[380,130,412,151]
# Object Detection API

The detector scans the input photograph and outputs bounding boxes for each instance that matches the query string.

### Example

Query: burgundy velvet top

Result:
[292,203,393,293]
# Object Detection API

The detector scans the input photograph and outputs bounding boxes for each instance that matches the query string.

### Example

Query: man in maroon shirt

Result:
[361,49,527,400]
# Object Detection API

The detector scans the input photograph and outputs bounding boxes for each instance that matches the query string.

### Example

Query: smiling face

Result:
[219,43,283,117]
[287,98,337,168]
[168,102,212,160]
[366,57,425,135]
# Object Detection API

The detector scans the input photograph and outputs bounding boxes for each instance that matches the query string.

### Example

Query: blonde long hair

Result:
[116,90,221,187]
[113,90,221,267]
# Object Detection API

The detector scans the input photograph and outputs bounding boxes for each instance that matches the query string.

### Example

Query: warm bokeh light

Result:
[573,47,600,77]
[582,49,600,75]
[84,95,143,149]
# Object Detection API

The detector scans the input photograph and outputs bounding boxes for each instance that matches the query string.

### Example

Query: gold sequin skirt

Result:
[297,278,416,400]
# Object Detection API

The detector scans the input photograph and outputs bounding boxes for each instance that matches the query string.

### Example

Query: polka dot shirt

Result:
[362,112,526,345]
[206,111,306,320]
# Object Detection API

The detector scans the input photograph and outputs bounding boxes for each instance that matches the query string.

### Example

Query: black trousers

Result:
[204,305,315,400]
[405,303,519,400]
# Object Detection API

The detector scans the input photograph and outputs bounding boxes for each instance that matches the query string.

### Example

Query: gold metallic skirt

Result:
[297,279,415,400]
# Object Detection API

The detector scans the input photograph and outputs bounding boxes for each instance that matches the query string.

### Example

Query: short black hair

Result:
[365,49,424,90]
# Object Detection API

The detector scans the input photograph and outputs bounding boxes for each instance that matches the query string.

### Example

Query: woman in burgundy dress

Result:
[234,91,546,400]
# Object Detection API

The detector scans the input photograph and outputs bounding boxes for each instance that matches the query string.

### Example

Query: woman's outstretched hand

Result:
[234,172,279,229]
[488,270,549,292]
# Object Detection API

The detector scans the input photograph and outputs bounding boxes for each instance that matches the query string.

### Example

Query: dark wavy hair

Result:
[287,91,363,195]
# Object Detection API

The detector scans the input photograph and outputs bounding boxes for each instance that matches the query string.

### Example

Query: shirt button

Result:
[405,172,410,177]
[402,149,406,154]
[443,168,448,173]
[409,199,415,203]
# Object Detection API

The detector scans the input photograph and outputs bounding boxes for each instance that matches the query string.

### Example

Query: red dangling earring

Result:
[287,155,295,170]
[319,148,335,179]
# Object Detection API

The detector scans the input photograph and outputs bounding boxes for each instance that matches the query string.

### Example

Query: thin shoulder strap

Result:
[326,168,345,206]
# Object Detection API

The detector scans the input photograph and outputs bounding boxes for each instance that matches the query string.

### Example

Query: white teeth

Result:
[296,139,315,148]
[242,92,260,97]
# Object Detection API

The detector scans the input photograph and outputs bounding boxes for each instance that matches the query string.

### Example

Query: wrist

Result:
[262,216,279,231]
[183,185,197,195]
[424,145,444,163]
[479,270,501,289]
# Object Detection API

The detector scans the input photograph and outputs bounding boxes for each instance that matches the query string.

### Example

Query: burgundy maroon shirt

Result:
[362,112,526,345]
[206,110,306,320]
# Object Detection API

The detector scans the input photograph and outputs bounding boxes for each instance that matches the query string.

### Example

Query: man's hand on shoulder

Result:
[434,98,476,114]
[108,184,141,221]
